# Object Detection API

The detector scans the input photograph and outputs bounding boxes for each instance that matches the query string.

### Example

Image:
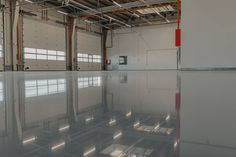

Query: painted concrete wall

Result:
[181,0,236,69]
[107,24,178,70]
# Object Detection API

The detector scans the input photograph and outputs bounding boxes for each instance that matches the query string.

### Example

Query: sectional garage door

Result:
[77,31,102,71]
[23,18,66,70]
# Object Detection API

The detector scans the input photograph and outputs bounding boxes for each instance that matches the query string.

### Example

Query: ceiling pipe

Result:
[139,0,170,23]
[69,0,132,28]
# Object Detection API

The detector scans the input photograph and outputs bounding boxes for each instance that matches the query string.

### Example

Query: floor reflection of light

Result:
[113,131,122,140]
[59,125,70,132]
[83,146,96,156]
[22,136,37,145]
[109,118,116,126]
[126,112,132,118]
[165,115,170,121]
[133,121,140,128]
[51,141,65,151]
[85,116,94,123]
[174,141,178,148]
[154,123,160,130]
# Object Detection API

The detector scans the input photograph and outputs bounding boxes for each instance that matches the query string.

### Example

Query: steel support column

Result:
[3,0,22,71]
[66,16,76,71]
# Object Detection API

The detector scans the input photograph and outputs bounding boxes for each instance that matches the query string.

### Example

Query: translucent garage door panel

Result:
[77,31,101,55]
[23,18,65,51]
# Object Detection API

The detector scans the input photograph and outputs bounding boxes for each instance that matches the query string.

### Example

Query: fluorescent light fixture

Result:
[125,24,132,28]
[113,131,122,140]
[83,146,96,156]
[126,112,132,117]
[166,115,170,121]
[133,13,140,18]
[57,10,68,15]
[166,19,170,23]
[109,118,116,126]
[22,136,37,144]
[112,0,122,7]
[84,19,93,24]
[133,121,140,128]
[25,0,33,3]
[51,141,65,151]
[59,125,70,132]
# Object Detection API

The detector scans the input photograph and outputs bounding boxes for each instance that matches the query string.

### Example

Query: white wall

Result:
[107,24,178,70]
[181,0,236,69]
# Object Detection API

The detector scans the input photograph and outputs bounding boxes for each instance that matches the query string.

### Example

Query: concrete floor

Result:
[0,71,236,157]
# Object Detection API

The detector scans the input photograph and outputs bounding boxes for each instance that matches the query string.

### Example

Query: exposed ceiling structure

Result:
[23,0,178,29]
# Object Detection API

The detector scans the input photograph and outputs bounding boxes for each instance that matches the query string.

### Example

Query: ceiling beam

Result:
[80,0,176,16]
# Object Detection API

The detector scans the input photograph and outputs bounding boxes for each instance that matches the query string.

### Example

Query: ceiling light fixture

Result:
[112,0,122,7]
[25,0,33,3]
[133,13,140,18]
[57,10,68,15]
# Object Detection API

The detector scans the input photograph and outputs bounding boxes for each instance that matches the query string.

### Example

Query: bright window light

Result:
[37,49,47,54]
[48,50,57,55]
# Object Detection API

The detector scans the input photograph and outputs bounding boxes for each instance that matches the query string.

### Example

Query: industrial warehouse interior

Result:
[0,0,236,157]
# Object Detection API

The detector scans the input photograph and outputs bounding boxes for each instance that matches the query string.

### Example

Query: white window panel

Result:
[48,50,57,55]
[25,54,36,59]
[37,80,47,86]
[58,84,65,92]
[57,56,65,61]
[24,48,36,53]
[38,86,48,96]
[25,80,37,87]
[0,45,2,51]
[0,52,3,58]
[78,58,83,62]
[48,85,58,94]
[37,49,47,54]
[48,79,57,85]
[78,82,84,88]
[58,79,65,84]
[78,53,83,57]
[82,54,88,58]
[37,54,47,60]
[57,51,65,56]
[82,58,87,62]
[48,55,57,60]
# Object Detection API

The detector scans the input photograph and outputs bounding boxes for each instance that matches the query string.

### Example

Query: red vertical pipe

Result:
[177,0,181,29]
[176,0,181,47]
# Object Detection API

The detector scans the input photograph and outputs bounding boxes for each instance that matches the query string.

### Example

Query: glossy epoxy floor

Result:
[0,71,236,157]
